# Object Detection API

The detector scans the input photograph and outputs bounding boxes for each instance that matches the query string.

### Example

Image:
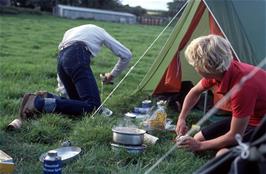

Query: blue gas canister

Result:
[43,150,62,174]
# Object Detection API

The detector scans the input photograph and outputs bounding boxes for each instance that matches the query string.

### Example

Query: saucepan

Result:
[112,127,146,145]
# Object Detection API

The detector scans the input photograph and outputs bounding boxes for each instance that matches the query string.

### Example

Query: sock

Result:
[34,96,44,112]
[43,98,56,113]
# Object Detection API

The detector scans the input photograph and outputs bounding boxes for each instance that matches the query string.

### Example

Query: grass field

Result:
[0,12,211,173]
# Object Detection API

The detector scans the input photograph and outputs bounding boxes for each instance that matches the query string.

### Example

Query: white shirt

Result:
[58,24,132,77]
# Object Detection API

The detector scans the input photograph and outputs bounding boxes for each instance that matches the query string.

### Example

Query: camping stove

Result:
[110,142,146,154]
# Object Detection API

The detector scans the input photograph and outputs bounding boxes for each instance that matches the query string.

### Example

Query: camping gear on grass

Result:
[124,112,137,119]
[142,100,152,108]
[110,143,146,154]
[112,127,146,146]
[43,150,62,174]
[165,118,176,132]
[111,127,150,154]
[0,150,14,173]
[132,100,153,115]
[99,106,113,117]
[194,116,266,174]
[125,112,148,120]
[6,118,22,131]
[40,146,81,165]
[61,140,72,147]
[144,100,167,130]
[144,133,159,145]
[134,107,150,114]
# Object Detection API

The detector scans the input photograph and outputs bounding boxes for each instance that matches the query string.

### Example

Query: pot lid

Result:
[112,127,146,135]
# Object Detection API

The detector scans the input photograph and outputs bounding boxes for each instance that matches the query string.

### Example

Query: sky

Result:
[121,0,173,11]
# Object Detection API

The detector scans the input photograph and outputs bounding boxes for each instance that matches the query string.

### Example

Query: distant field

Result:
[0,12,210,173]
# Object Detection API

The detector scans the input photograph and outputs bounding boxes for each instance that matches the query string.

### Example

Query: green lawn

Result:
[0,12,211,173]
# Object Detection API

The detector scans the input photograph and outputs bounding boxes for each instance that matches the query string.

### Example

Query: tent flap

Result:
[205,0,266,68]
[136,0,266,95]
[136,0,202,93]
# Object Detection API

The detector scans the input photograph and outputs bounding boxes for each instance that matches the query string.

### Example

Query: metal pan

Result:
[39,146,81,164]
[112,127,146,145]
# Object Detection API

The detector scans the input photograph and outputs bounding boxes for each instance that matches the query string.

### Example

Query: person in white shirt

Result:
[19,24,132,117]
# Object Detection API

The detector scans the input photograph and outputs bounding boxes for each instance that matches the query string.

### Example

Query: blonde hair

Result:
[185,35,233,74]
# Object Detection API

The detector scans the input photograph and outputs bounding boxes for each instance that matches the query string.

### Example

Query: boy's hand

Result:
[177,136,202,152]
[100,73,114,84]
[176,118,188,136]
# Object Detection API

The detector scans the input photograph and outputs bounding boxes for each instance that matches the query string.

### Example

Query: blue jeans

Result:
[55,42,101,116]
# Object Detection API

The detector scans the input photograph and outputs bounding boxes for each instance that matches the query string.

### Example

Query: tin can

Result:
[43,150,62,174]
[144,133,159,144]
[7,119,22,131]
[134,107,150,114]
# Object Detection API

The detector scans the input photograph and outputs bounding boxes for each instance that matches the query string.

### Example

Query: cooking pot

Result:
[112,127,146,145]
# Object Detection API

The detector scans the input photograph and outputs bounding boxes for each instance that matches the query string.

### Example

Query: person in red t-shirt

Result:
[175,34,266,154]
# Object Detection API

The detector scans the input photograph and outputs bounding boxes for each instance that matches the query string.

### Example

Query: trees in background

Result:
[10,0,147,16]
[167,0,187,17]
[10,0,188,18]
[79,0,120,10]
[79,0,147,16]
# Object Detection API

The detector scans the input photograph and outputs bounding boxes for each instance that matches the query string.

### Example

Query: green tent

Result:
[136,0,266,95]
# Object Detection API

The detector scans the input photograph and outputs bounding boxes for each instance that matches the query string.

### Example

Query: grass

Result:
[0,12,212,173]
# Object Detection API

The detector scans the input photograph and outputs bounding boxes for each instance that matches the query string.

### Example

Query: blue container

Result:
[142,100,152,108]
[43,150,62,174]
[134,107,150,114]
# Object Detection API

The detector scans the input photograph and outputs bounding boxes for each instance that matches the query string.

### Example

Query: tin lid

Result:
[142,100,152,108]
[47,150,58,157]
[40,147,81,163]
[142,100,151,104]
[112,127,146,135]
[124,112,136,118]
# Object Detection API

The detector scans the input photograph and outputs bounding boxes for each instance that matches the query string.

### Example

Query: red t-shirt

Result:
[201,60,266,126]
